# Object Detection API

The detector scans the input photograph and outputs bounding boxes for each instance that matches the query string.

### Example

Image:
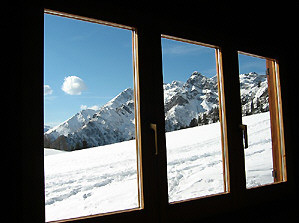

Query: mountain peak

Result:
[105,88,133,109]
[188,71,206,83]
[191,71,203,77]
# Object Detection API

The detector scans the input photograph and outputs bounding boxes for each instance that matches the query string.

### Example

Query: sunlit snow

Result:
[44,112,273,222]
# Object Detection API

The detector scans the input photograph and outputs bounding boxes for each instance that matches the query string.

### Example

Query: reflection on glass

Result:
[238,53,274,188]
[161,37,226,203]
[44,13,139,221]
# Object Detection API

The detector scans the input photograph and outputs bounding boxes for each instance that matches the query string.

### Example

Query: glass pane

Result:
[238,53,274,188]
[44,13,140,221]
[161,37,226,203]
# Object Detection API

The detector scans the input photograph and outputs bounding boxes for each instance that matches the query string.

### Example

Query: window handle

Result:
[240,124,248,149]
[150,123,158,155]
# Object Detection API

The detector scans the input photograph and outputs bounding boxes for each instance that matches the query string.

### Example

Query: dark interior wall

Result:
[17,1,298,222]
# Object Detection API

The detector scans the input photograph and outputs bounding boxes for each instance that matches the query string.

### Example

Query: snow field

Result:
[44,140,139,221]
[242,112,273,187]
[44,112,273,221]
[166,121,224,202]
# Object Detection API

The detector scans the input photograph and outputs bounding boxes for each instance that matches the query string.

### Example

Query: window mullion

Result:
[135,25,168,223]
[220,47,246,198]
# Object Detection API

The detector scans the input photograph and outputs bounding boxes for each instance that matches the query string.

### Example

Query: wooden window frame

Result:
[32,8,291,223]
[158,35,232,222]
[238,51,287,185]
[160,35,230,196]
[235,51,289,207]
[43,9,150,223]
[266,59,287,183]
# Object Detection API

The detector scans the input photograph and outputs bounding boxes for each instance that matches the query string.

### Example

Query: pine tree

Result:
[75,142,80,150]
[250,99,255,114]
[197,114,202,126]
[202,113,208,125]
[82,140,88,149]
[189,118,198,128]
[211,106,219,123]
[52,135,68,151]
[44,135,51,148]
[256,98,261,113]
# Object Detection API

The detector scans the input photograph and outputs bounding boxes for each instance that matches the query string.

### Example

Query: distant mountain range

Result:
[44,71,268,151]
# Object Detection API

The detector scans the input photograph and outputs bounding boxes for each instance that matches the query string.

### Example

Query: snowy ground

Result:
[243,112,273,187]
[44,112,273,222]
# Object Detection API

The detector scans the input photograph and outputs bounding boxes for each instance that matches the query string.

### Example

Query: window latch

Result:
[240,124,248,149]
[272,170,277,179]
[150,123,158,155]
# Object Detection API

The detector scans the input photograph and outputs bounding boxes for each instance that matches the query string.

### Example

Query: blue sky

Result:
[238,53,266,75]
[44,14,265,127]
[44,14,133,126]
[161,38,217,83]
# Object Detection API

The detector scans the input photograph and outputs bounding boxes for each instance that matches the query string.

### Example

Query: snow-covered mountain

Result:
[44,125,52,133]
[239,72,269,115]
[44,71,268,151]
[44,88,135,150]
[164,71,269,131]
[164,71,219,131]
[45,109,98,141]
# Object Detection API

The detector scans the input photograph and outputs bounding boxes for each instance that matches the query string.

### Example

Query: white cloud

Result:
[162,44,205,55]
[62,76,87,95]
[80,105,88,110]
[80,105,100,111]
[89,105,100,110]
[44,85,53,95]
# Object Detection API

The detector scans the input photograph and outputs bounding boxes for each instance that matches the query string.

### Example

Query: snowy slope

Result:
[44,112,273,222]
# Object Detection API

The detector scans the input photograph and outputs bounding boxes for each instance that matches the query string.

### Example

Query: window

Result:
[238,52,286,188]
[44,11,142,221]
[161,35,228,202]
[35,9,289,223]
